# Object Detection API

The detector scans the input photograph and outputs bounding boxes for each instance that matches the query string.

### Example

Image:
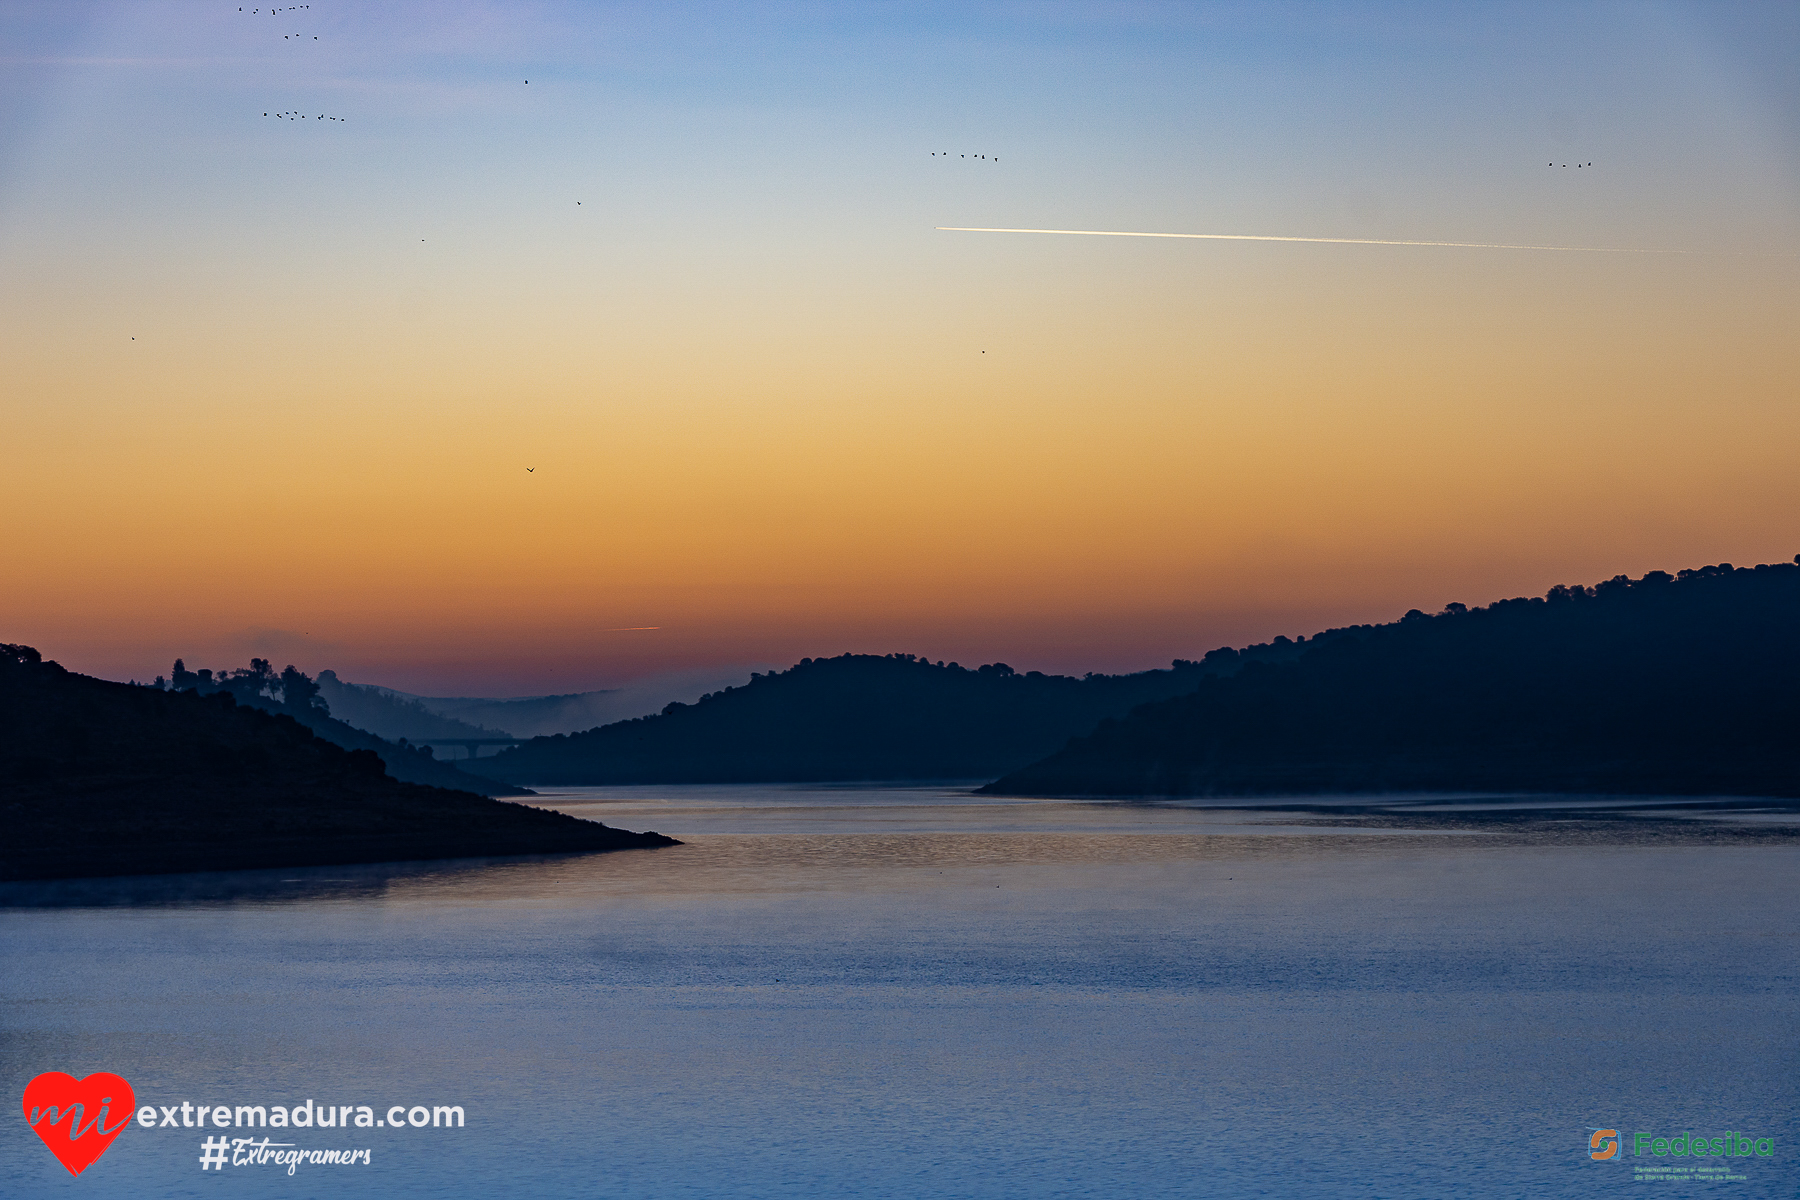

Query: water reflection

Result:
[2,785,1798,1199]
[5,784,1793,913]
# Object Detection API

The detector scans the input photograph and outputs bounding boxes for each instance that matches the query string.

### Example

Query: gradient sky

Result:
[4,1,1797,695]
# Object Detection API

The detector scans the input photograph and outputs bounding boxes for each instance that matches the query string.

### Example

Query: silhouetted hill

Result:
[0,645,676,881]
[285,707,537,795]
[982,559,1800,798]
[155,658,532,796]
[469,649,1308,785]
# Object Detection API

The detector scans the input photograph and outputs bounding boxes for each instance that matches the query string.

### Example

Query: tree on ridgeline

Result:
[165,657,330,717]
[280,664,324,716]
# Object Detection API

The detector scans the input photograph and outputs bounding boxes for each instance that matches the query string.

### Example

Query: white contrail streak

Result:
[935,226,1684,254]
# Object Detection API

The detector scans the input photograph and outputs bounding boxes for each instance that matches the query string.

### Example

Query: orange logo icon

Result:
[1591,1129,1620,1160]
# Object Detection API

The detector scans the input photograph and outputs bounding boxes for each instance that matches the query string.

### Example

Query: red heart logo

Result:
[21,1072,136,1176]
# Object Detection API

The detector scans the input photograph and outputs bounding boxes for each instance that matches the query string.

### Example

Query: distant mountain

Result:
[0,644,676,881]
[399,665,771,738]
[982,559,1800,799]
[315,671,513,740]
[466,648,1310,785]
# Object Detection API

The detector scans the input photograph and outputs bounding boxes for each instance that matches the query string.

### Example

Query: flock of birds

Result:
[131,10,1622,442]
[247,6,336,120]
[242,3,313,33]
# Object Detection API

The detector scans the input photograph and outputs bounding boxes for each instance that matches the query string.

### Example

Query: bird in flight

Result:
[526,467,535,473]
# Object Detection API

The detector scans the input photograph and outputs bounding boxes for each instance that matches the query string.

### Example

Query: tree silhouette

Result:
[280,664,324,715]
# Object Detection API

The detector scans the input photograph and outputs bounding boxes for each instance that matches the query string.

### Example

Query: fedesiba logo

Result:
[1589,1124,1775,1163]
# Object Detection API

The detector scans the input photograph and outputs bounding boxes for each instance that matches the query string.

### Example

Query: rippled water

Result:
[3,786,1797,1197]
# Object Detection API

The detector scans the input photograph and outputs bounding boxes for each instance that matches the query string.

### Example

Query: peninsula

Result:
[0,645,676,881]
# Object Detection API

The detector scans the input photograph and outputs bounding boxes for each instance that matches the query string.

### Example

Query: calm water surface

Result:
[3,785,1796,1198]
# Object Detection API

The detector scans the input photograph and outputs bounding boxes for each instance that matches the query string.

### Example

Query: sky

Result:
[3,1,1797,696]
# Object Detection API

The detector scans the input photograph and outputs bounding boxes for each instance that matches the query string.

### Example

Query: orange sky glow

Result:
[4,3,1796,694]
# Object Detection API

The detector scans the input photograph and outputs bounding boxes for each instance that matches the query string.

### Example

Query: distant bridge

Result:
[414,737,528,763]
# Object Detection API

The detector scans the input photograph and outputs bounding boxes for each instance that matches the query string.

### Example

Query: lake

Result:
[4,785,1797,1197]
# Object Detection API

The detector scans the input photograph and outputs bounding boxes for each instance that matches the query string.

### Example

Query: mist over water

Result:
[4,787,1796,1198]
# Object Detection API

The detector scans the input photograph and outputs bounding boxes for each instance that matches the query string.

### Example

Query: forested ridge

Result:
[983,559,1800,798]
[472,647,1308,785]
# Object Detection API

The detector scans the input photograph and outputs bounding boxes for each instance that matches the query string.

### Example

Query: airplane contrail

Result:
[935,226,1685,254]
[601,626,661,632]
